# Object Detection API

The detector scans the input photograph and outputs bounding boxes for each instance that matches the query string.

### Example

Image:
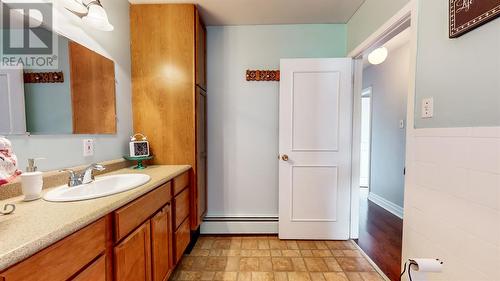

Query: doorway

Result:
[359,87,372,188]
[355,25,411,281]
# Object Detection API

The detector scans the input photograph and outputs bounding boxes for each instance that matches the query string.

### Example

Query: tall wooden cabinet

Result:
[130,4,208,231]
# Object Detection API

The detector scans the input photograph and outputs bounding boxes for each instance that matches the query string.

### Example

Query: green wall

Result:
[206,24,347,217]
[25,35,73,134]
[348,0,500,128]
[347,0,409,53]
[414,0,500,128]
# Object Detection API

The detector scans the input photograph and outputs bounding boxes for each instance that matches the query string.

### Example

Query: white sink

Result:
[44,174,151,202]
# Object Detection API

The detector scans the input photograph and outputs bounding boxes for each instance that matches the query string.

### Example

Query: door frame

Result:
[347,0,419,239]
[359,87,372,190]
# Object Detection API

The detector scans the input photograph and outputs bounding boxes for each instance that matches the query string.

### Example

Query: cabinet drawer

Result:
[71,255,106,281]
[0,219,105,281]
[114,182,171,241]
[173,172,189,196]
[174,217,190,263]
[174,188,189,229]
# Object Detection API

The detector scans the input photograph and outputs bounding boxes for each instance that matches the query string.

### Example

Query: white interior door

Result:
[0,67,26,135]
[279,58,353,240]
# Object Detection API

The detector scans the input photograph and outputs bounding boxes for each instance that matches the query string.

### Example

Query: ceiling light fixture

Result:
[63,0,114,32]
[368,47,388,65]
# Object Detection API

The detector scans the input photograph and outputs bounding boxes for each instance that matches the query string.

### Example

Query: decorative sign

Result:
[23,71,64,83]
[449,0,500,38]
[246,70,280,81]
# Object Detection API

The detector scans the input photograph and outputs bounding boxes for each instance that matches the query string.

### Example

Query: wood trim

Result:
[246,70,280,81]
[23,72,64,83]
[0,219,105,281]
[114,183,171,241]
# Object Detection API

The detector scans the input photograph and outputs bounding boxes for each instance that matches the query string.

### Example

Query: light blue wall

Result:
[347,0,409,53]
[363,43,410,208]
[349,0,500,128]
[414,0,500,128]
[8,0,132,172]
[25,36,73,134]
[207,24,347,217]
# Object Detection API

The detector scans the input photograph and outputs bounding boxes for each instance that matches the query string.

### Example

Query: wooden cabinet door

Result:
[195,9,207,90]
[71,255,106,281]
[196,88,207,222]
[114,221,152,281]
[151,205,173,281]
[174,217,191,263]
[0,219,106,281]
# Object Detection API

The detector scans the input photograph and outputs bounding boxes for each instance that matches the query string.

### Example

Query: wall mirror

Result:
[0,30,117,135]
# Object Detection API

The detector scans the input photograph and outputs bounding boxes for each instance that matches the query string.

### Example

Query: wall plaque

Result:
[246,70,280,81]
[23,71,64,83]
[449,0,500,38]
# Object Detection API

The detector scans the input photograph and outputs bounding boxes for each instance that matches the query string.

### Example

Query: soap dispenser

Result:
[21,158,43,201]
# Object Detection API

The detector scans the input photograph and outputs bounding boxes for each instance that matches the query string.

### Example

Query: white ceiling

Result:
[128,0,366,26]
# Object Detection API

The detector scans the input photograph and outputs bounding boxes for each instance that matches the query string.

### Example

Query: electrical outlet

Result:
[421,97,434,118]
[83,139,94,157]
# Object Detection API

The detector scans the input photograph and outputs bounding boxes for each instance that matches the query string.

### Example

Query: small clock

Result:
[129,133,150,157]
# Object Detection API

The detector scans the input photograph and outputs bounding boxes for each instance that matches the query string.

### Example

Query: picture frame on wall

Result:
[449,0,500,38]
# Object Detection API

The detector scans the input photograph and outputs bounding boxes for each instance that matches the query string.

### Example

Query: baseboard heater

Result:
[201,216,279,234]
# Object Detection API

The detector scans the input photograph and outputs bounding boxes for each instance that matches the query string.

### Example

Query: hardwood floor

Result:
[355,188,403,281]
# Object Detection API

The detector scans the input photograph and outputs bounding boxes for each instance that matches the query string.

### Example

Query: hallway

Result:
[355,189,403,281]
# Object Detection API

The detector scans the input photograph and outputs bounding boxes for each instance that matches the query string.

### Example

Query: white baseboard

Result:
[368,192,404,219]
[201,216,279,234]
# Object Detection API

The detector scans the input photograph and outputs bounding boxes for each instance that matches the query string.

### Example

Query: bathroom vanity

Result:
[0,165,191,281]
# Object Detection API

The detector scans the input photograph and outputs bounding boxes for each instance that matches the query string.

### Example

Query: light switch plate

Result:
[83,139,94,157]
[421,97,434,118]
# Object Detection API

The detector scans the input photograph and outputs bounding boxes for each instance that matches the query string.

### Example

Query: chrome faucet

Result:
[60,163,106,187]
[60,169,82,187]
[82,163,105,184]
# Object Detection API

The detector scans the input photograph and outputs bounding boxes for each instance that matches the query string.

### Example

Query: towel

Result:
[0,136,21,186]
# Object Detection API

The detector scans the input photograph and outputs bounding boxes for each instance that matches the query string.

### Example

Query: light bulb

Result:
[368,47,388,65]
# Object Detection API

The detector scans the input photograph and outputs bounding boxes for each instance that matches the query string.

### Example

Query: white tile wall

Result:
[403,127,500,281]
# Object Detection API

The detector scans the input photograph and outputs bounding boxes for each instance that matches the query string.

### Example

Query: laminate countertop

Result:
[0,165,190,271]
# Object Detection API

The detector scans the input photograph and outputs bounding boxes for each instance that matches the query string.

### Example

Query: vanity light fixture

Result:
[368,47,388,65]
[63,0,114,31]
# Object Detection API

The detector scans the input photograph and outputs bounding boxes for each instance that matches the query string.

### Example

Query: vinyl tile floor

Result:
[170,235,385,281]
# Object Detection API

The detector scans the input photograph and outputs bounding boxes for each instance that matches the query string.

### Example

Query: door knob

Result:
[281,154,289,161]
